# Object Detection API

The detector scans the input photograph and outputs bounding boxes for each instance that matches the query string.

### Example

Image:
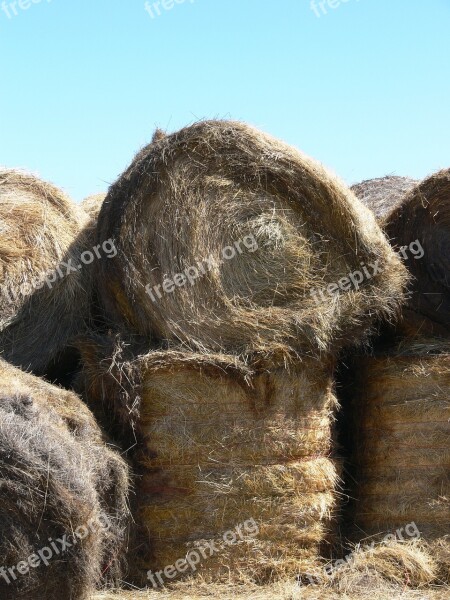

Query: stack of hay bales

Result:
[350,343,449,537]
[349,170,450,582]
[79,121,408,586]
[0,358,130,600]
[81,344,341,584]
[0,170,93,376]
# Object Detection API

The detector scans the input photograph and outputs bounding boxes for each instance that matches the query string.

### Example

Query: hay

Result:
[91,542,449,599]
[0,358,130,599]
[82,192,106,218]
[95,120,407,359]
[329,540,437,592]
[382,169,450,328]
[93,585,449,600]
[0,169,92,374]
[351,176,419,220]
[388,309,449,343]
[82,192,106,224]
[79,339,341,586]
[348,341,450,582]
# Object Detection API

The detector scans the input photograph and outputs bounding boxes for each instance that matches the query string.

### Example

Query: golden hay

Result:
[95,120,407,359]
[0,358,130,599]
[347,341,450,582]
[82,193,107,220]
[82,193,107,232]
[92,541,449,599]
[79,338,341,587]
[351,176,418,220]
[383,169,450,329]
[92,587,449,600]
[0,169,92,374]
[329,540,437,591]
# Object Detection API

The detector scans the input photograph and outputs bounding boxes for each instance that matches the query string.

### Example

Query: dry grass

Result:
[92,586,449,600]
[0,169,92,374]
[79,339,342,586]
[383,169,450,329]
[0,358,130,600]
[351,176,418,220]
[95,120,407,360]
[347,340,450,582]
[91,541,450,598]
[82,193,106,222]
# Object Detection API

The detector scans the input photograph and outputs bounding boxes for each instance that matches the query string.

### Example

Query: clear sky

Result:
[0,0,449,202]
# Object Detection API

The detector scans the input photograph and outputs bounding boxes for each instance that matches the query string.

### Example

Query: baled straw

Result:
[80,340,341,586]
[349,342,450,582]
[81,193,106,221]
[95,120,407,358]
[383,169,450,328]
[351,176,419,220]
[0,170,92,374]
[0,358,130,599]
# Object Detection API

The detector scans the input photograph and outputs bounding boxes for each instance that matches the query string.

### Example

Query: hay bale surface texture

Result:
[82,192,107,225]
[349,341,450,582]
[96,120,407,358]
[0,170,92,374]
[0,358,130,600]
[80,341,341,586]
[383,169,450,329]
[351,176,419,220]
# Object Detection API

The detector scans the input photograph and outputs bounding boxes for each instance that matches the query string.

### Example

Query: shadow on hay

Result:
[0,170,118,385]
[352,170,450,330]
[0,359,131,600]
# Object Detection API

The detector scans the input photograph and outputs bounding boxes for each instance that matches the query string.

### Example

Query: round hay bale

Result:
[80,340,341,586]
[0,170,92,374]
[82,193,107,225]
[351,176,419,220]
[82,193,106,218]
[382,169,450,328]
[349,341,450,581]
[0,358,130,599]
[96,120,407,358]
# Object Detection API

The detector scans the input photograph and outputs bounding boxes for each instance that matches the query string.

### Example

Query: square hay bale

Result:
[348,341,450,583]
[79,342,342,586]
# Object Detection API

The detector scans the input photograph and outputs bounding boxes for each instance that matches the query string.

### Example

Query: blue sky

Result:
[0,0,449,202]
